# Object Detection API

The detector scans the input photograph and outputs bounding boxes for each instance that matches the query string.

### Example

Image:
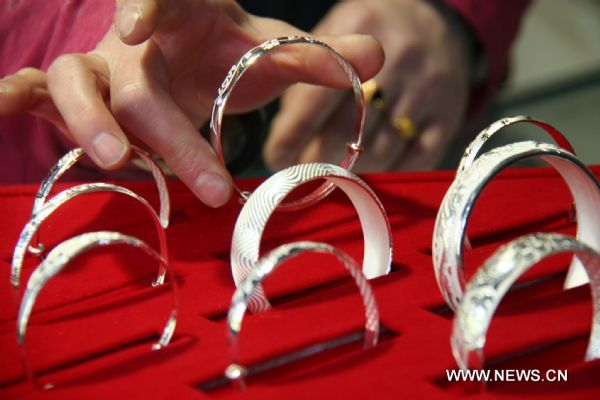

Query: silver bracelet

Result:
[28,146,170,255]
[231,163,392,313]
[451,233,600,371]
[457,116,575,175]
[210,36,365,210]
[433,141,600,310]
[457,116,577,251]
[12,183,169,288]
[16,231,178,390]
[225,241,379,387]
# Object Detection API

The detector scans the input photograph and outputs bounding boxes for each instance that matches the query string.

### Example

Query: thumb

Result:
[114,0,173,44]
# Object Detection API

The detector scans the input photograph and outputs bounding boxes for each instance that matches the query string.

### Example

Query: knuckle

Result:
[270,116,306,148]
[393,41,426,71]
[424,69,456,98]
[17,67,42,77]
[425,69,447,87]
[164,140,212,180]
[111,81,150,122]
[48,53,87,76]
[331,1,378,31]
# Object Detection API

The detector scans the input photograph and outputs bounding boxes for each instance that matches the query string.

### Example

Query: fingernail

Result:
[116,4,142,39]
[91,132,127,168]
[194,172,232,208]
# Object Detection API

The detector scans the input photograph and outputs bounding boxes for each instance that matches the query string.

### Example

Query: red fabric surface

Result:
[0,167,599,399]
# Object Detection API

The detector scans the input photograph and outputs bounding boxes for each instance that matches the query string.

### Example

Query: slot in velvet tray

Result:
[1,167,598,399]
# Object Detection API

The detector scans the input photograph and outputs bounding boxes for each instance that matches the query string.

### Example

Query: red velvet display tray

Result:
[1,167,599,399]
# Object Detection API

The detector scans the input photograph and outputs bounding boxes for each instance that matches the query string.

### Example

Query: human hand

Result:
[0,0,383,206]
[263,0,471,172]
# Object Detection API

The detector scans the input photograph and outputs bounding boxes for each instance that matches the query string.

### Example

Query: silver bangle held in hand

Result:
[452,233,600,371]
[16,231,179,390]
[210,36,366,210]
[433,141,600,311]
[231,163,392,313]
[225,241,380,387]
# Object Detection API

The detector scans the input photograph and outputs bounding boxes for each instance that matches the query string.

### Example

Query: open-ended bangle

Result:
[28,146,170,256]
[12,183,169,288]
[451,233,600,371]
[433,141,600,311]
[225,241,379,387]
[210,36,365,210]
[457,116,577,251]
[16,231,178,390]
[231,163,392,313]
[457,116,575,176]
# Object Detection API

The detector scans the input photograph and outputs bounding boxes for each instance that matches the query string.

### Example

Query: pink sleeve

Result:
[0,0,117,183]
[440,0,531,114]
[0,0,115,75]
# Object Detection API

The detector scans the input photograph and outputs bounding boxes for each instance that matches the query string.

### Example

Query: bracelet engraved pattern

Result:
[231,163,392,313]
[16,231,179,389]
[210,36,366,210]
[451,233,600,371]
[457,115,575,176]
[12,183,169,287]
[225,241,379,387]
[28,146,170,256]
[433,141,600,310]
